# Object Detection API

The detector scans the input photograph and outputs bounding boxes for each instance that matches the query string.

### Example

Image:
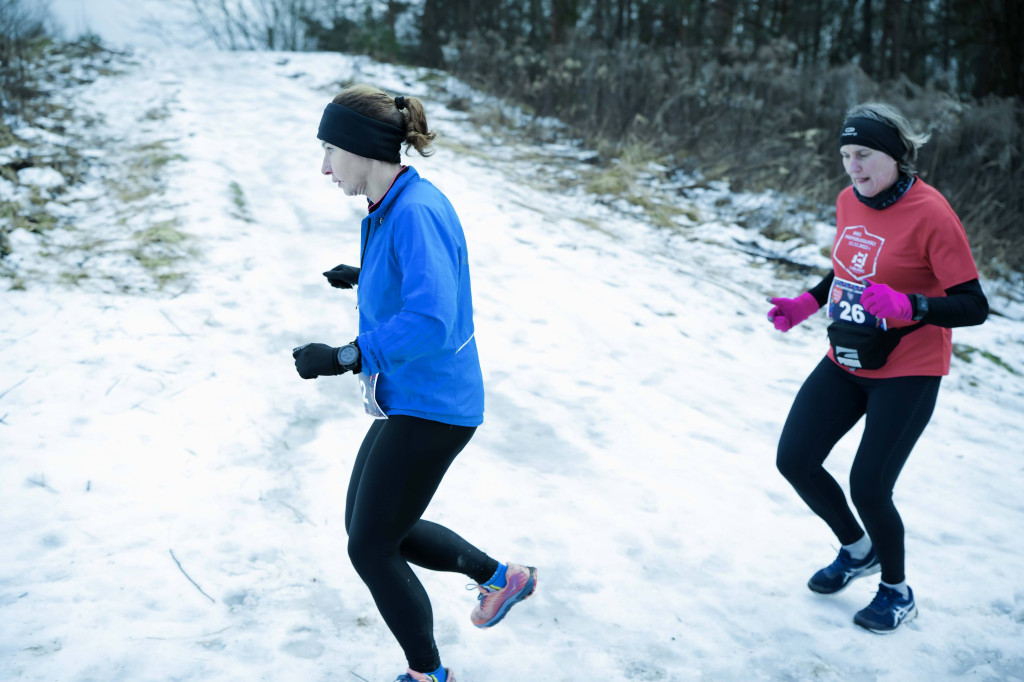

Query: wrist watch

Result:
[337,343,360,368]
[910,293,929,321]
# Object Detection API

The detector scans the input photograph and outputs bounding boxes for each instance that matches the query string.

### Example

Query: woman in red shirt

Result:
[767,102,988,633]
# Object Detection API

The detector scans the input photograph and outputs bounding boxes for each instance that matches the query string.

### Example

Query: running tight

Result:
[345,415,499,673]
[776,357,941,584]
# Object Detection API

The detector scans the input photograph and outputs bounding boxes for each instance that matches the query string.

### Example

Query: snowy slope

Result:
[2,42,1023,682]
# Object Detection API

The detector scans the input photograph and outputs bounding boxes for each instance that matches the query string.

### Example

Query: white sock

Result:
[882,580,910,599]
[842,534,872,561]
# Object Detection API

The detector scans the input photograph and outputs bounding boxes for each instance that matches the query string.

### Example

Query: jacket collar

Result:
[368,166,416,216]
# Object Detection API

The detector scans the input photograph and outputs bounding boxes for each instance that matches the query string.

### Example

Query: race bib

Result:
[828,277,887,330]
[358,372,388,419]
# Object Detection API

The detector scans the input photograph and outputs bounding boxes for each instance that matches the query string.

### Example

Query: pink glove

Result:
[861,281,912,321]
[767,292,819,332]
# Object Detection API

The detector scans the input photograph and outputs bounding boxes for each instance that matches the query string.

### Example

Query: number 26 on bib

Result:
[827,277,887,330]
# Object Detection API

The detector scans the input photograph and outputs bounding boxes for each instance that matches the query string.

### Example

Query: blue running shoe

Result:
[807,547,880,594]
[854,584,917,634]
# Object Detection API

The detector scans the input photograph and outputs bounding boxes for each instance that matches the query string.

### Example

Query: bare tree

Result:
[184,0,324,50]
[1,0,52,117]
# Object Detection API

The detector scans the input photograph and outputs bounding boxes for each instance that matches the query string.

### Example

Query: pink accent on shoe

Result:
[400,667,455,682]
[470,563,537,628]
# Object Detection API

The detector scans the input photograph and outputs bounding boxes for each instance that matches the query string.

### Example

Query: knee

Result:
[346,523,394,576]
[849,480,891,513]
[776,444,808,484]
[346,525,377,573]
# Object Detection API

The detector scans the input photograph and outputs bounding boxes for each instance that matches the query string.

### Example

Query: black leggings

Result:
[776,357,941,584]
[345,415,499,673]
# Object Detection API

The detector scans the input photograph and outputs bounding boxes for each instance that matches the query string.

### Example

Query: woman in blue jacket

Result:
[292,85,536,682]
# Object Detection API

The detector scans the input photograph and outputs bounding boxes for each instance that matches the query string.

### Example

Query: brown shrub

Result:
[446,34,1024,277]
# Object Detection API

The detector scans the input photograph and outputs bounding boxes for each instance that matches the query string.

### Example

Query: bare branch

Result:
[169,549,216,604]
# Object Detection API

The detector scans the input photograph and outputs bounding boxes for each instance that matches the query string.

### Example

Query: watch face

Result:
[339,345,359,365]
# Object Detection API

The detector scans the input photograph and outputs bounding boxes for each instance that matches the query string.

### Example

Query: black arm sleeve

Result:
[808,270,834,307]
[919,279,989,328]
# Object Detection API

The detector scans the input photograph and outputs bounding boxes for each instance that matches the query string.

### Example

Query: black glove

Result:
[292,341,361,379]
[292,343,341,379]
[323,264,360,289]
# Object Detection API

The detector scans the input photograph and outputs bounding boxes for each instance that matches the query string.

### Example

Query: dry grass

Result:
[1,40,193,293]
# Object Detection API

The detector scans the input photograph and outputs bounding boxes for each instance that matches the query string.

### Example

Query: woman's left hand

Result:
[292,343,342,379]
[861,281,913,321]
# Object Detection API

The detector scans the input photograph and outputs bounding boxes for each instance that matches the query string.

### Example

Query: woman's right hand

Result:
[323,264,360,289]
[767,292,819,332]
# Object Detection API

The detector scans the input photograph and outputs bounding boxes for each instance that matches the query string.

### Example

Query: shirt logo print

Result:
[835,225,885,281]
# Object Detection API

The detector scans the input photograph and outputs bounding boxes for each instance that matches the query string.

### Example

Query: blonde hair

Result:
[845,102,931,175]
[332,84,437,157]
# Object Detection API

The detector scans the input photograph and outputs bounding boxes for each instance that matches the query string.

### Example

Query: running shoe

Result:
[854,584,917,634]
[807,547,880,594]
[470,563,537,628]
[395,668,454,682]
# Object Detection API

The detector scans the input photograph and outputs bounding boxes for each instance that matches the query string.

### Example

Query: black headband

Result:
[838,116,905,161]
[318,102,404,163]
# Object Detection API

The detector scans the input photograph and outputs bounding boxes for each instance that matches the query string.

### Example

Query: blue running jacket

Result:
[355,167,484,426]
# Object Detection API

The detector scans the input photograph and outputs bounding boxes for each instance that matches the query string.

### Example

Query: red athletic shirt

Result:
[826,178,979,377]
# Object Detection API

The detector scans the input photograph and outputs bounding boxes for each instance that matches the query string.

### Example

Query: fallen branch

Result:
[277,500,317,526]
[160,309,192,339]
[0,378,28,402]
[26,475,58,494]
[169,549,215,604]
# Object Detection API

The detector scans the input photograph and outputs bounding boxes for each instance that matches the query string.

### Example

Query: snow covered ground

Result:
[3,16,1024,682]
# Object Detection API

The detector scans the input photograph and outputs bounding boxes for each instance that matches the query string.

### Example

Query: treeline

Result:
[402,1,1023,275]
[7,1,1021,275]
[185,0,1023,101]
[413,0,1023,101]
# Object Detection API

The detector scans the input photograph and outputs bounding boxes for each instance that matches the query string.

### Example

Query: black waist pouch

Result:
[827,321,925,370]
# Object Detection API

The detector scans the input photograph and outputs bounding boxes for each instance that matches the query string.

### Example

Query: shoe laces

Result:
[467,582,497,602]
[823,549,852,575]
[868,585,902,609]
[830,547,871,573]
